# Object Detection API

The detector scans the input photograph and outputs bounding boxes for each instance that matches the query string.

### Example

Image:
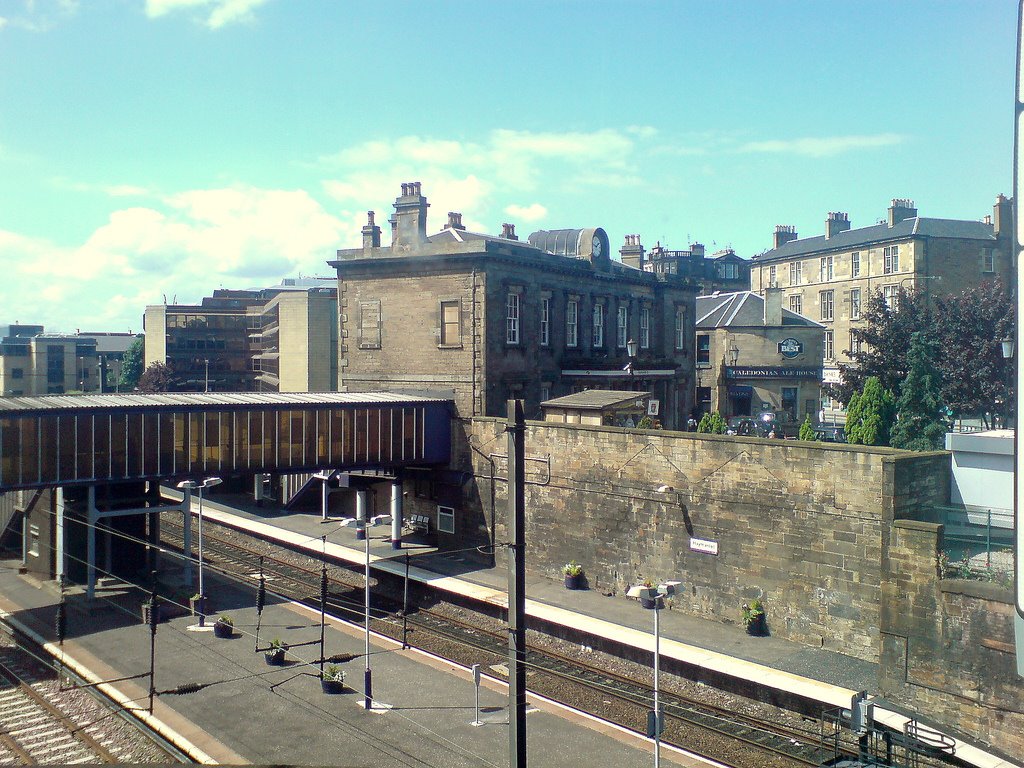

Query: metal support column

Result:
[507,400,527,768]
[390,479,402,549]
[55,487,65,581]
[86,486,97,599]
[355,489,367,540]
[181,489,193,588]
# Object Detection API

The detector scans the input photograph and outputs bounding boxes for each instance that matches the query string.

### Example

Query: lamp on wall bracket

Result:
[728,344,739,366]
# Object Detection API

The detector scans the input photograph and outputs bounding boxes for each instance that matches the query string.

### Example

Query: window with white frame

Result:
[674,307,686,350]
[639,307,650,348]
[566,299,578,347]
[440,300,461,346]
[823,330,834,360]
[617,305,628,348]
[437,505,455,534]
[849,288,861,320]
[697,334,710,365]
[883,245,899,274]
[851,251,860,277]
[540,297,550,346]
[820,255,834,282]
[768,265,777,286]
[982,249,995,273]
[506,292,520,344]
[819,290,834,321]
[883,284,899,310]
[592,303,604,347]
[790,261,802,285]
[789,295,802,314]
[849,331,862,356]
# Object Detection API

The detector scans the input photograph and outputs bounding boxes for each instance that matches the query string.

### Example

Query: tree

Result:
[697,411,727,434]
[829,287,931,405]
[118,337,144,391]
[138,362,174,393]
[844,377,895,446]
[829,280,1013,425]
[890,332,948,451]
[798,414,817,441]
[929,280,1013,425]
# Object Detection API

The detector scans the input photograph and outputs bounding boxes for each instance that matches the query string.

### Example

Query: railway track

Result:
[0,642,169,765]
[158,517,840,768]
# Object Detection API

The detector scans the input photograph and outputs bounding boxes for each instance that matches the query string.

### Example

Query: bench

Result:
[404,514,432,534]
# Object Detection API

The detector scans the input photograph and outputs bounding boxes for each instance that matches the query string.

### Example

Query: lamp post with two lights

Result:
[176,477,222,628]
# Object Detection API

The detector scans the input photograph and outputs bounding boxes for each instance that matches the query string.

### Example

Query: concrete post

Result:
[390,479,402,549]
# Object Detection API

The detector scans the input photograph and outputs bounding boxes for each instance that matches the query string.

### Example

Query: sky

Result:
[0,0,1017,333]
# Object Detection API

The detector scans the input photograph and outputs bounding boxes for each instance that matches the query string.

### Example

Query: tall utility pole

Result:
[507,400,527,768]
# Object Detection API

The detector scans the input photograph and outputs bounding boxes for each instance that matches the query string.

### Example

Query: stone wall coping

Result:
[939,578,1014,604]
[466,415,917,456]
[892,519,943,533]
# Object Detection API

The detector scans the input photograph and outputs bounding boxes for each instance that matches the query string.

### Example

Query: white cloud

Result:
[0,0,79,31]
[736,133,904,158]
[0,184,352,331]
[504,203,547,222]
[144,0,270,29]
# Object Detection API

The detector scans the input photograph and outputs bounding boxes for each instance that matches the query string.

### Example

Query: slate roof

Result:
[540,390,650,410]
[753,217,996,263]
[696,292,823,329]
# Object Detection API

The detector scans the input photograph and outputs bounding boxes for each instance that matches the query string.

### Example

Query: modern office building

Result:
[329,183,700,428]
[144,279,338,393]
[749,195,1013,420]
[0,325,101,396]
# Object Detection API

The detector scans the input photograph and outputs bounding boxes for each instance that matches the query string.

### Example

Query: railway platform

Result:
[0,553,710,767]
[168,491,1021,768]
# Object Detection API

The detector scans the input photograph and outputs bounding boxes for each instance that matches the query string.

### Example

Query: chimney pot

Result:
[824,211,851,240]
[887,198,917,227]
[773,225,798,249]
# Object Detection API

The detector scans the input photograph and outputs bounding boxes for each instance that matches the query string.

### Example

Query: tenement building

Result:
[695,288,823,424]
[144,278,337,393]
[750,195,1013,420]
[328,182,699,428]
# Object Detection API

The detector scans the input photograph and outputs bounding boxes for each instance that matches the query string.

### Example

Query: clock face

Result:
[592,234,603,257]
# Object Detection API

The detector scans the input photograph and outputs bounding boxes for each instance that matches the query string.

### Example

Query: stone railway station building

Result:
[329,182,700,430]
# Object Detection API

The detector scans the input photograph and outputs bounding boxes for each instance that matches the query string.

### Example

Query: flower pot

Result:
[321,678,346,694]
[745,614,767,636]
[265,649,286,665]
[564,573,582,590]
[213,621,233,639]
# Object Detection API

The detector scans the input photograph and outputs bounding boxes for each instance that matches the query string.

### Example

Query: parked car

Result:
[727,417,769,437]
[813,425,846,443]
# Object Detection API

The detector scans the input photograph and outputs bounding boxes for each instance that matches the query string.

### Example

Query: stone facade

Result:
[750,196,1014,419]
[880,520,1023,758]
[330,184,699,429]
[449,416,949,663]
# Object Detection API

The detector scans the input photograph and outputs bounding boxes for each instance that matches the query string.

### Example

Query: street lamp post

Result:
[361,517,380,710]
[1001,337,1014,428]
[625,338,638,380]
[626,580,680,768]
[204,359,210,393]
[176,477,222,628]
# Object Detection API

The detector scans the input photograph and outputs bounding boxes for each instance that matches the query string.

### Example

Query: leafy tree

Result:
[829,287,931,405]
[118,337,144,391]
[138,362,174,393]
[844,377,895,446]
[829,280,1013,426]
[929,280,1013,425]
[697,411,727,434]
[890,332,948,451]
[798,414,817,441]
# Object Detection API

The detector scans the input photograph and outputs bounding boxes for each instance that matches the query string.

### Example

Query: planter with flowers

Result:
[562,561,584,590]
[742,600,767,636]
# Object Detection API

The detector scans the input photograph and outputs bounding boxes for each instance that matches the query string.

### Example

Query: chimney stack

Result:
[361,210,382,248]
[773,225,798,249]
[763,285,783,327]
[619,234,645,269]
[446,211,466,231]
[824,211,850,240]
[391,181,429,251]
[499,223,518,240]
[887,198,917,227]
[690,242,705,257]
[993,193,1012,240]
